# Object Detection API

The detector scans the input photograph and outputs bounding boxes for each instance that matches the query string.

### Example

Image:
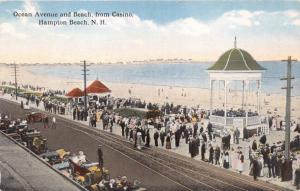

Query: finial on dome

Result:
[234,36,237,48]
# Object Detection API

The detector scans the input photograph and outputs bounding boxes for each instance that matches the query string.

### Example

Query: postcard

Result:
[0,1,299,191]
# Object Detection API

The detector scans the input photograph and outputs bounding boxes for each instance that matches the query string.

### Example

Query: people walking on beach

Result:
[51,116,56,129]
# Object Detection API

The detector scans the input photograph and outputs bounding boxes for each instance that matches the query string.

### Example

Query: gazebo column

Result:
[245,80,249,127]
[242,80,245,109]
[209,79,214,116]
[257,80,261,115]
[224,80,228,126]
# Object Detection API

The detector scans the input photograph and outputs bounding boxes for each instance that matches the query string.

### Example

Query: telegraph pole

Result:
[281,56,297,161]
[11,63,19,100]
[81,60,89,121]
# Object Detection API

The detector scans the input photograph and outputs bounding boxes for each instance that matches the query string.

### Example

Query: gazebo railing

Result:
[209,115,225,125]
[247,116,261,126]
[226,117,234,126]
[210,115,261,126]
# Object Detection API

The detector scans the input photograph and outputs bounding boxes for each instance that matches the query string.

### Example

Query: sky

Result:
[0,0,300,63]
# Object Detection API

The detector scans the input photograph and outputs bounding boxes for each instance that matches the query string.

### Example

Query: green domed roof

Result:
[207,48,265,71]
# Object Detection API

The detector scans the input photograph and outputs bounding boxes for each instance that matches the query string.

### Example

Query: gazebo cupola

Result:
[207,37,266,136]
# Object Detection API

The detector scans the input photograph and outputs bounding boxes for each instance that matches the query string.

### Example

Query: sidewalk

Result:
[1,93,297,191]
[0,130,85,191]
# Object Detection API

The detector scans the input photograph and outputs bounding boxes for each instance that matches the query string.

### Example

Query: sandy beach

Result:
[0,65,299,122]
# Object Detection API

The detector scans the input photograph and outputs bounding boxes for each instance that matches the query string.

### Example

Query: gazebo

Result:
[85,79,111,105]
[206,38,268,137]
[65,88,84,98]
[85,80,111,95]
[65,87,84,104]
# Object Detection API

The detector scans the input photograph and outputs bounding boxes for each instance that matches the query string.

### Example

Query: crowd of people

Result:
[2,82,300,190]
[212,108,259,117]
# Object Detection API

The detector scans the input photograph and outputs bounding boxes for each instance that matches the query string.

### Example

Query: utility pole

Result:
[281,56,297,160]
[11,63,19,100]
[81,60,89,121]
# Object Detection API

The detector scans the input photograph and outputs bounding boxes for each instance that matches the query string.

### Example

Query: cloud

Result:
[1,8,300,62]
[213,10,264,28]
[165,17,210,36]
[292,18,300,26]
[283,10,299,18]
[16,0,38,25]
[0,22,26,39]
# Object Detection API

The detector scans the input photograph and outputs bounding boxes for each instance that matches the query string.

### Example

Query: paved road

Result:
[0,99,189,191]
[0,132,84,191]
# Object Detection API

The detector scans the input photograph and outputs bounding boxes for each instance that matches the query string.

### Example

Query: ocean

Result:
[25,61,300,95]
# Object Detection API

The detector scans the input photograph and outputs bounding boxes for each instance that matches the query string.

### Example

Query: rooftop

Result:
[207,37,265,71]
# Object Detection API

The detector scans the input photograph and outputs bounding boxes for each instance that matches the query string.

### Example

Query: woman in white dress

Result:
[219,152,224,167]
[258,155,264,177]
[237,151,244,174]
[231,149,238,171]
[136,132,142,150]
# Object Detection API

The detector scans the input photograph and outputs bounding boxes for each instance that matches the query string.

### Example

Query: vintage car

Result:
[26,112,47,123]
[41,151,63,165]
[41,149,71,168]
[0,118,11,131]
[31,136,47,155]
[5,124,28,134]
[90,177,146,191]
[7,133,22,142]
[20,128,44,150]
[69,156,110,188]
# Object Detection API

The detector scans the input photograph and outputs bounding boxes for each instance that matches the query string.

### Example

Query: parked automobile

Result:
[26,112,47,123]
